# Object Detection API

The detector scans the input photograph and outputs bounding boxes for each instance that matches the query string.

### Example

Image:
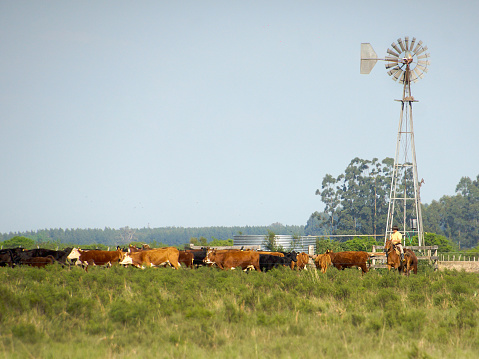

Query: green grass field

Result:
[0,264,478,358]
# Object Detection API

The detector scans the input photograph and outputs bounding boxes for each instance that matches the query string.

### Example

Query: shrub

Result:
[11,323,43,344]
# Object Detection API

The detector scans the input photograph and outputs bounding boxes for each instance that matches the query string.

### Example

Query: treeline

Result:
[308,157,479,249]
[0,223,305,247]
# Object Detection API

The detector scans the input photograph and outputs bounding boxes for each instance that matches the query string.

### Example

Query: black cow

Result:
[0,249,15,267]
[10,247,73,266]
[186,249,208,267]
[282,251,298,262]
[259,254,293,272]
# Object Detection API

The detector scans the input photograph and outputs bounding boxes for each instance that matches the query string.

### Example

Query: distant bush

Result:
[0,236,35,249]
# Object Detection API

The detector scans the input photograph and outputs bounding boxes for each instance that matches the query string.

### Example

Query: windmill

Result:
[360,36,430,247]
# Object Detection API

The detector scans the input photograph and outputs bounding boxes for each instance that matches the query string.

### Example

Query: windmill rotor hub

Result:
[360,36,430,85]
[386,36,430,84]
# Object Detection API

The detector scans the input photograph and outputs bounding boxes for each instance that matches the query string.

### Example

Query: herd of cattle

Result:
[0,245,377,274]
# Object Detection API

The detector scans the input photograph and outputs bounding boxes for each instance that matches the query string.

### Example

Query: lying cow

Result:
[204,249,261,271]
[119,247,180,269]
[314,253,332,273]
[326,250,370,275]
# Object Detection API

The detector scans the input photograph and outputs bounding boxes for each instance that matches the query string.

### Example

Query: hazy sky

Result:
[1,1,478,233]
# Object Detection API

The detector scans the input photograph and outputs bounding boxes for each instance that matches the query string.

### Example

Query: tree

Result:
[406,233,454,253]
[209,238,234,246]
[341,237,380,252]
[421,175,479,249]
[119,227,137,244]
[304,211,329,236]
[263,230,284,252]
[315,237,342,254]
[1,236,35,249]
[313,157,394,238]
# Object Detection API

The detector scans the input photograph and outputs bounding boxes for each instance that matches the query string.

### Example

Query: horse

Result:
[384,239,418,275]
[384,239,405,274]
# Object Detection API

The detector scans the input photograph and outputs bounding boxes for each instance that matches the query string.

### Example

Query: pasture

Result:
[0,264,478,358]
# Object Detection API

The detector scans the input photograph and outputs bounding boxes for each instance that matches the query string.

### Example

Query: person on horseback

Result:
[391,225,405,262]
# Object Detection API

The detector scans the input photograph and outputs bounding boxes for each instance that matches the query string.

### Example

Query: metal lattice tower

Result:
[360,36,430,247]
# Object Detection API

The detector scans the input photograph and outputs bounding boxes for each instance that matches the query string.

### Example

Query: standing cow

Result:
[119,247,180,269]
[326,250,370,275]
[314,253,332,273]
[204,249,261,271]
[67,248,126,271]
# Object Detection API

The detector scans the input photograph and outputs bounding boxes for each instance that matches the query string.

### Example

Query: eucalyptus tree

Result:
[312,157,394,238]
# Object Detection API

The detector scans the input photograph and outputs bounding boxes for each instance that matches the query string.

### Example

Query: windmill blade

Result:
[410,71,419,83]
[387,48,400,57]
[417,53,430,60]
[386,61,399,69]
[387,66,400,76]
[397,38,406,52]
[360,43,378,74]
[405,36,410,50]
[418,60,431,66]
[415,45,428,56]
[391,42,402,54]
[391,68,404,81]
[415,63,429,73]
[385,55,399,62]
[413,67,425,80]
[412,40,423,54]
[409,37,416,51]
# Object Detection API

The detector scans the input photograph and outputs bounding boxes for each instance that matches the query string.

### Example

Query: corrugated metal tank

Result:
[234,235,318,253]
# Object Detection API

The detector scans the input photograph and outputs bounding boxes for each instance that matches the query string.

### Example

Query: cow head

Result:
[119,253,133,265]
[203,249,216,265]
[288,251,298,262]
[117,249,126,261]
[67,248,81,261]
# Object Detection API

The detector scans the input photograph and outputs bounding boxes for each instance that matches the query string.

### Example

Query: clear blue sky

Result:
[1,1,478,233]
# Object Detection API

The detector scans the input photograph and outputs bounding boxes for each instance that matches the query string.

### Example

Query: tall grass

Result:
[0,265,477,358]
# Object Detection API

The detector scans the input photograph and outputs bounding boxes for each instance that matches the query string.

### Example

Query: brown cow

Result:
[204,249,261,271]
[292,252,309,270]
[179,250,194,269]
[119,247,180,269]
[314,253,332,273]
[67,248,125,271]
[128,245,140,252]
[23,255,56,268]
[326,250,370,275]
[404,249,418,276]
